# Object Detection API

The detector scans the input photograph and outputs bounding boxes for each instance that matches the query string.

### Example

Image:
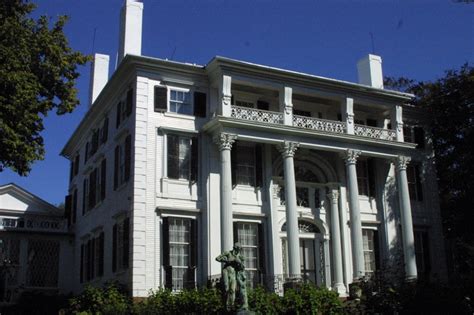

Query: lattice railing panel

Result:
[293,115,346,134]
[26,239,59,287]
[354,124,397,141]
[230,106,283,124]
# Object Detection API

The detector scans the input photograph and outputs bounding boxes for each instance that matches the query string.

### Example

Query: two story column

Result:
[328,189,346,293]
[395,156,418,279]
[213,133,237,252]
[277,141,300,278]
[343,149,365,280]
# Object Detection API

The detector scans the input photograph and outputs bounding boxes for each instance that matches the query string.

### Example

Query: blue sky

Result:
[1,0,473,205]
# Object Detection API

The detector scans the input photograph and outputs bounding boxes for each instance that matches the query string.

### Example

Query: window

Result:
[82,178,89,215]
[235,100,254,108]
[162,217,197,290]
[407,164,423,201]
[116,89,133,128]
[414,230,430,276]
[403,126,425,149]
[234,222,264,288]
[70,153,80,181]
[236,145,255,186]
[85,159,106,212]
[114,135,131,189]
[362,229,379,274]
[357,159,376,197]
[112,218,130,273]
[167,134,198,181]
[170,90,192,115]
[80,232,104,282]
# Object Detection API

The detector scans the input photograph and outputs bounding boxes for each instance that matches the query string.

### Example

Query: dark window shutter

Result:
[154,86,168,112]
[126,89,133,116]
[415,166,424,201]
[82,179,87,215]
[123,218,130,269]
[114,146,119,190]
[167,135,179,179]
[190,137,198,182]
[162,217,172,288]
[69,161,73,182]
[231,144,237,186]
[116,102,122,128]
[367,119,378,127]
[80,244,84,283]
[98,232,104,277]
[231,94,234,105]
[101,159,107,200]
[89,170,96,209]
[233,222,238,245]
[72,189,77,224]
[368,158,376,198]
[257,100,270,111]
[374,230,380,270]
[84,143,89,164]
[193,92,207,117]
[65,195,72,227]
[255,145,263,187]
[90,238,95,279]
[112,224,117,272]
[414,127,425,149]
[258,223,265,279]
[74,154,80,175]
[337,113,342,121]
[125,135,131,182]
[186,219,197,289]
[102,117,109,144]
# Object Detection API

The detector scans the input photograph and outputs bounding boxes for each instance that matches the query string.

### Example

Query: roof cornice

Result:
[206,56,414,102]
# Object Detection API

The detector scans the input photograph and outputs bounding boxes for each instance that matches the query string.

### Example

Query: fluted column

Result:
[277,141,300,278]
[213,133,237,252]
[395,156,418,279]
[328,190,346,294]
[343,149,365,280]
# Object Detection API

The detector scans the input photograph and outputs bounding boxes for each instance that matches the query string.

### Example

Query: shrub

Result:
[281,284,343,315]
[248,286,283,314]
[0,291,70,315]
[68,283,131,315]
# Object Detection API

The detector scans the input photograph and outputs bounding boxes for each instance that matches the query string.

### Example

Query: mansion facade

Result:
[60,0,447,298]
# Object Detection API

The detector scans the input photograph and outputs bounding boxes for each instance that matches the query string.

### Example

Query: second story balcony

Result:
[229,104,398,143]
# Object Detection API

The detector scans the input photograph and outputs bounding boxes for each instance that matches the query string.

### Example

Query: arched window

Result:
[281,220,320,234]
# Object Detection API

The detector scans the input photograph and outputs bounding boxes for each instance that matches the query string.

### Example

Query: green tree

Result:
[0,0,90,175]
[385,64,474,276]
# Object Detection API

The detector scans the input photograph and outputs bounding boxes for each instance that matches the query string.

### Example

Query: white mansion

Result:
[60,0,447,298]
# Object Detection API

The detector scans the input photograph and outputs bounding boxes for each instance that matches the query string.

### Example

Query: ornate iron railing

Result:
[230,106,283,124]
[293,115,347,134]
[354,124,397,141]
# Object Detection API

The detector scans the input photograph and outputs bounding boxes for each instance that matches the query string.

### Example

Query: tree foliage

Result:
[385,64,474,276]
[0,0,90,175]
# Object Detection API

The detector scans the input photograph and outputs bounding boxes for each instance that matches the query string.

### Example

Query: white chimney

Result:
[357,54,384,89]
[118,0,143,64]
[89,53,110,107]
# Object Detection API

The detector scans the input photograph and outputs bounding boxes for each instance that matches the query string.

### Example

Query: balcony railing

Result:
[354,124,397,141]
[293,115,346,134]
[229,105,398,142]
[231,105,283,124]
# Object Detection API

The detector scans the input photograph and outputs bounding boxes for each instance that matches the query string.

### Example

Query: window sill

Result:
[164,112,196,121]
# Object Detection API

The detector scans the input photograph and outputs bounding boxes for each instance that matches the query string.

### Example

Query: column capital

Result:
[213,133,237,151]
[395,155,411,171]
[277,141,299,158]
[327,190,339,202]
[342,149,361,165]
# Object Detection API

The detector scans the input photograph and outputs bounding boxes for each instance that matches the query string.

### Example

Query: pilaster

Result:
[219,75,232,117]
[279,86,293,126]
[342,97,354,135]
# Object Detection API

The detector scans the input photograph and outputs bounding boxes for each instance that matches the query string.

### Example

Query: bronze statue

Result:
[216,242,249,312]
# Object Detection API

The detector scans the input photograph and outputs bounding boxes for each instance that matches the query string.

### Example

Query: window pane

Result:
[236,145,255,186]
